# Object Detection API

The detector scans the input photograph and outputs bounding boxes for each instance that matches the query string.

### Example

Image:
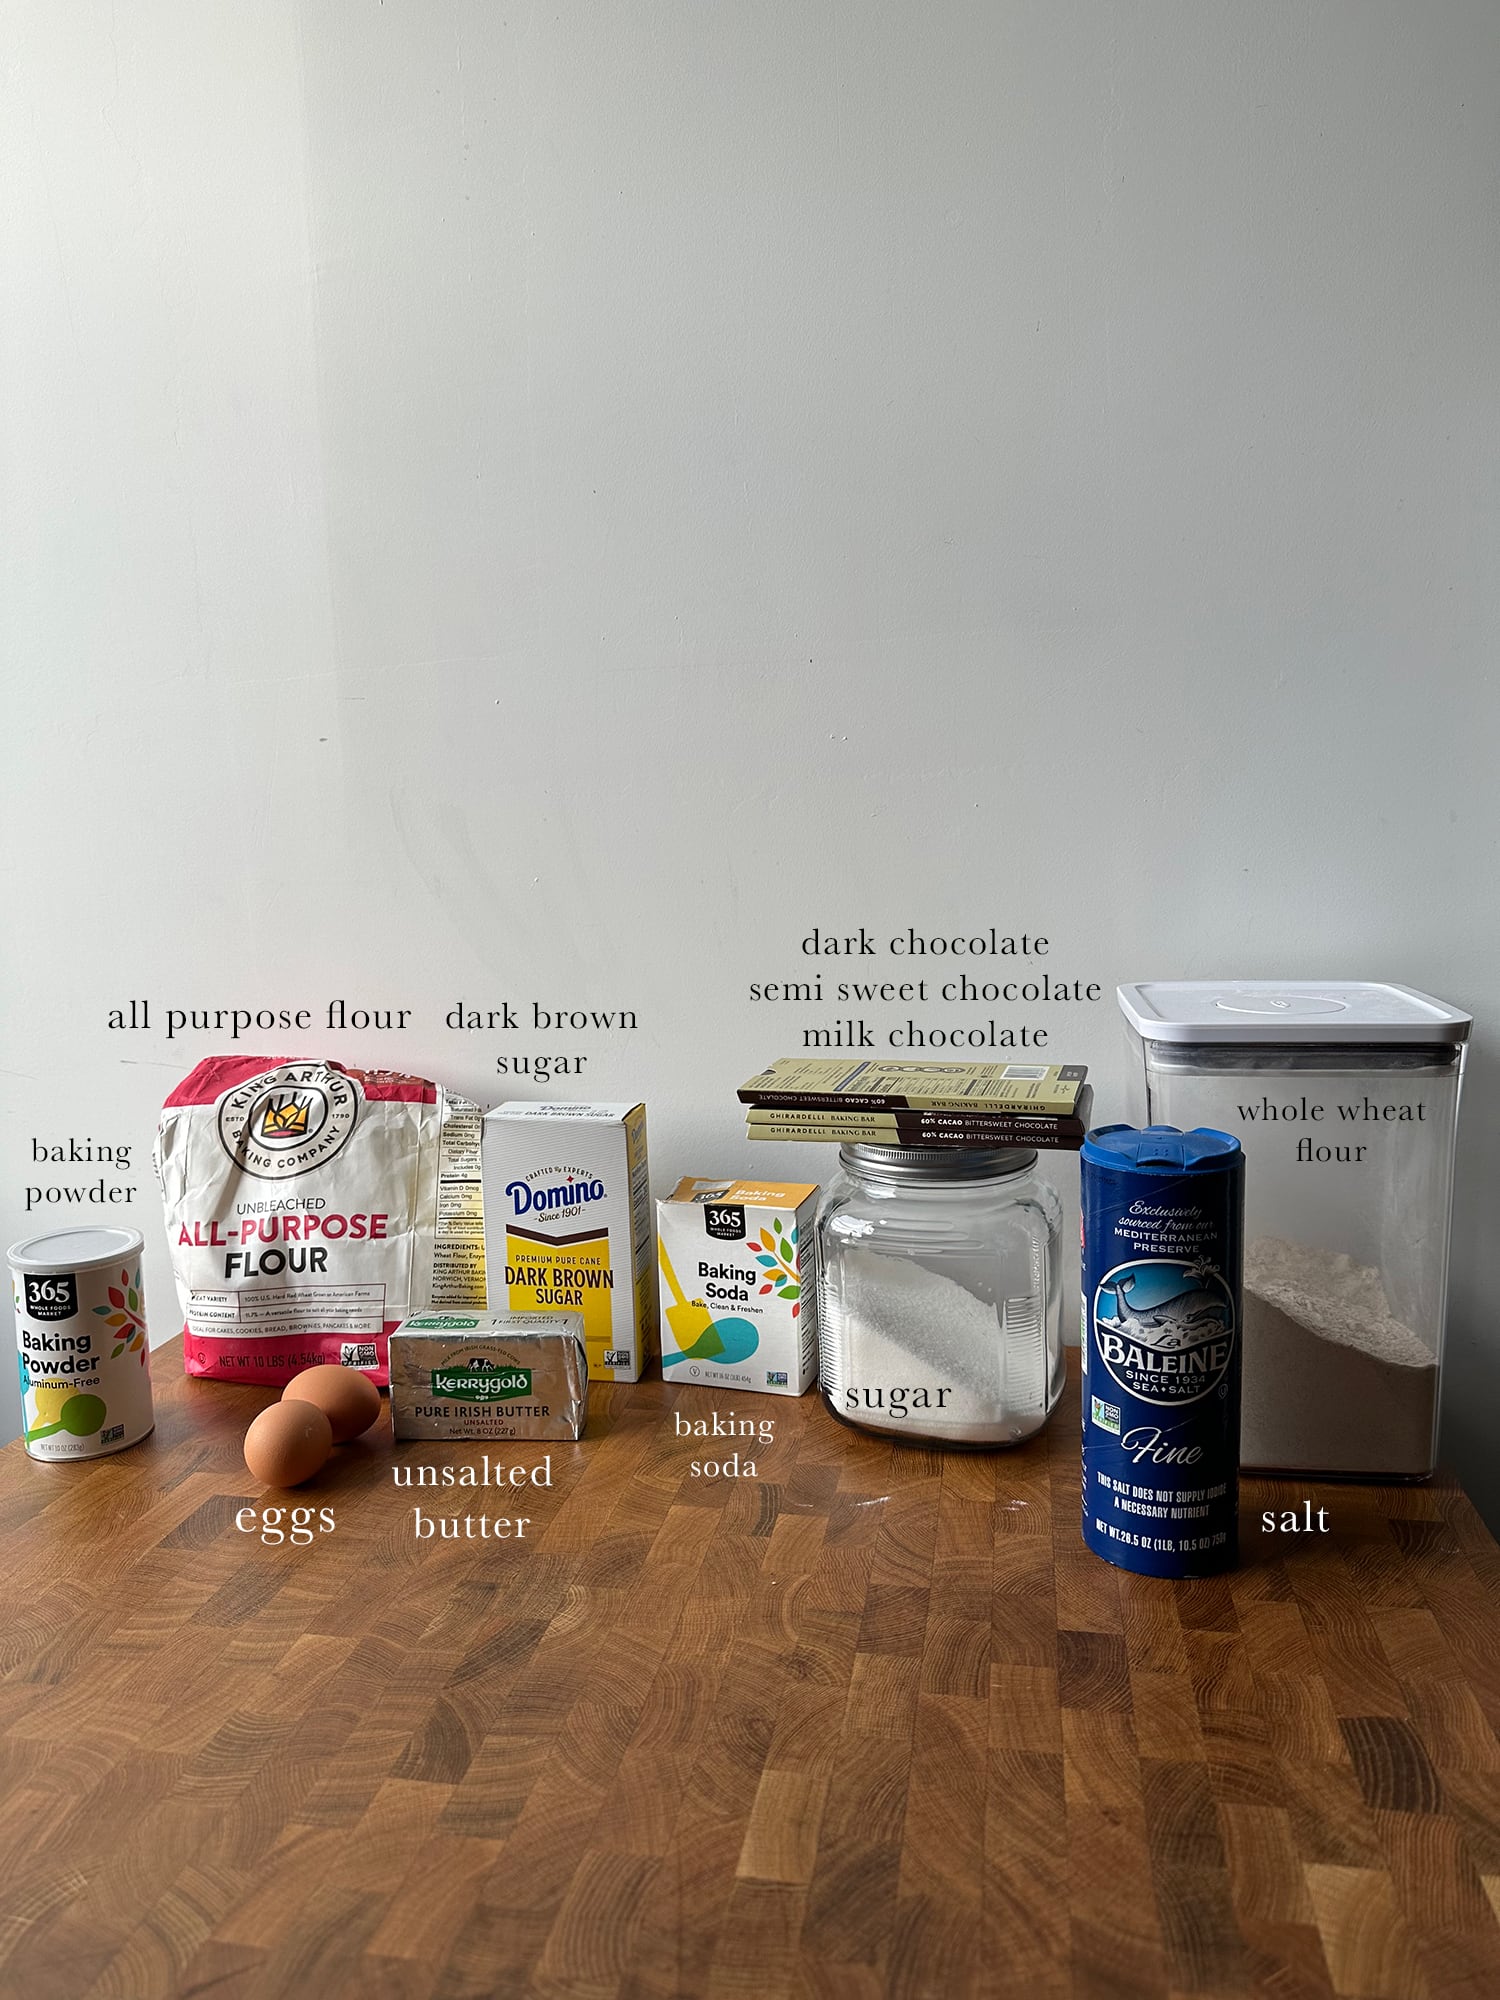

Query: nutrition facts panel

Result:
[186,1283,388,1338]
[433,1095,487,1308]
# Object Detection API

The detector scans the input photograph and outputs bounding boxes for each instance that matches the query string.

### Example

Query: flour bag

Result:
[156,1057,486,1385]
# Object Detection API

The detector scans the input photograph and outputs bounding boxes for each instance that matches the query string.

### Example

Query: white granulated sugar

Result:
[821,1246,1029,1443]
[1241,1237,1437,1477]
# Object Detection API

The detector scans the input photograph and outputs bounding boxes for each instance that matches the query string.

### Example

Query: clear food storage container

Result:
[1118,982,1470,1481]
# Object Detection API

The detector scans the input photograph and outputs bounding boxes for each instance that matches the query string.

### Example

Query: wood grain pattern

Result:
[1,1345,1498,2000]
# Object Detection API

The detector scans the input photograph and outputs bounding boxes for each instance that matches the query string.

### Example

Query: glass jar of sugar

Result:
[816,1145,1063,1447]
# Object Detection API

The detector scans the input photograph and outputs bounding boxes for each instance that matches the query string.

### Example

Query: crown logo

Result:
[258,1095,311,1139]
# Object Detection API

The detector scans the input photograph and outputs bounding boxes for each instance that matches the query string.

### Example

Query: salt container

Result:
[1117,982,1470,1480]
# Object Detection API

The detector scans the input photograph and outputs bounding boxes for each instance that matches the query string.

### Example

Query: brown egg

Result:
[244,1399,333,1488]
[282,1364,382,1443]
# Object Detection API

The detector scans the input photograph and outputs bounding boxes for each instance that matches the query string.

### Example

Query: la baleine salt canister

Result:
[8,1227,155,1461]
[1080,1125,1243,1577]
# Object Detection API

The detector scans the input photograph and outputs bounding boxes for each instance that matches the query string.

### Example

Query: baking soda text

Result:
[673,1412,775,1445]
[674,1410,774,1479]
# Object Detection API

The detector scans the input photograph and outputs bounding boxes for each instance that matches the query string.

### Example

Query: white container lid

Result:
[1117,981,1471,1045]
[7,1226,146,1274]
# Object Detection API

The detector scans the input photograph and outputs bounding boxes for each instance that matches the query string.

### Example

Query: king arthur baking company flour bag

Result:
[155,1057,486,1385]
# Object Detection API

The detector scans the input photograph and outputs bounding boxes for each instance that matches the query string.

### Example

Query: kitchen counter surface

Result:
[2,1345,1498,2000]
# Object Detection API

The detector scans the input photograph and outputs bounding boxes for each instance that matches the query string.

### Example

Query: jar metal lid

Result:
[838,1143,1038,1183]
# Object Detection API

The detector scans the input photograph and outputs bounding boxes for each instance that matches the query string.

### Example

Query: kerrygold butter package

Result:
[389,1311,588,1441]
[481,1103,656,1382]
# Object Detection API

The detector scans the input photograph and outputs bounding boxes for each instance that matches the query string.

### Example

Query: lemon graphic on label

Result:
[26,1388,107,1443]
[29,1385,75,1427]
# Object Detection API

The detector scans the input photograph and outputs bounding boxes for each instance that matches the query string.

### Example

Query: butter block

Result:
[389,1310,588,1441]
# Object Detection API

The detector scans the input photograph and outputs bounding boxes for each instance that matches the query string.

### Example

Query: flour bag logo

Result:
[217,1063,360,1180]
[1091,1258,1235,1406]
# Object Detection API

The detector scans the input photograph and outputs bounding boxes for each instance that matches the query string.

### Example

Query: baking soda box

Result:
[482,1103,656,1382]
[657,1178,819,1395]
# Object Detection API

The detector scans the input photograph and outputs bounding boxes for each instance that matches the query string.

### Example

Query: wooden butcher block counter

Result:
[1,1344,1499,2000]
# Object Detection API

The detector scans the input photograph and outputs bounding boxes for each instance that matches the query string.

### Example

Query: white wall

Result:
[5,4,1498,1511]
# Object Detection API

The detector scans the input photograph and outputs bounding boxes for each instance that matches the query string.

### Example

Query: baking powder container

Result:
[8,1227,155,1460]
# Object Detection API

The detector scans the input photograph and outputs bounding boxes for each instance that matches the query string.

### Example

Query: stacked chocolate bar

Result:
[738,1059,1091,1149]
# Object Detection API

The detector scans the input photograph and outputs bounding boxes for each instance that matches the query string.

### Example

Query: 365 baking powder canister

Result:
[1080,1125,1243,1577]
[8,1227,155,1461]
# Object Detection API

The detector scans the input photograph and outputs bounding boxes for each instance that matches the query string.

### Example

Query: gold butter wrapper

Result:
[389,1310,588,1442]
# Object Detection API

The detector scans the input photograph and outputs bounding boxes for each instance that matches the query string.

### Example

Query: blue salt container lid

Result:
[1081,1123,1241,1173]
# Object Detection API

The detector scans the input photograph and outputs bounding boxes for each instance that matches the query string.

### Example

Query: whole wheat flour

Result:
[1242,1236,1436,1477]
